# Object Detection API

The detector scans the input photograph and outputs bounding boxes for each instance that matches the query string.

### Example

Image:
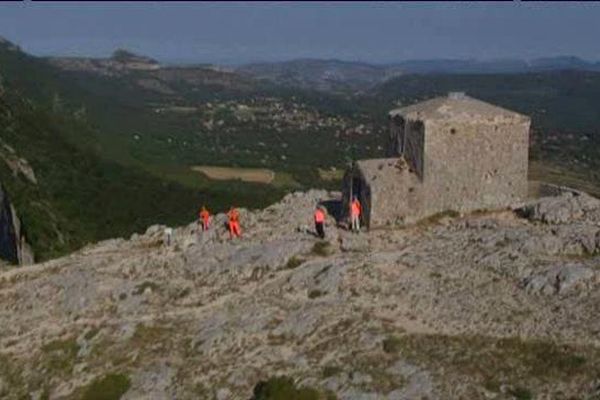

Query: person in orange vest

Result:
[227,206,242,239]
[350,196,362,233]
[199,205,211,231]
[314,205,326,239]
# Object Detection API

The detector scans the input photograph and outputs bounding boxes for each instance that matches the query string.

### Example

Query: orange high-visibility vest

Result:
[200,209,210,222]
[314,209,325,223]
[228,209,239,223]
[351,200,361,216]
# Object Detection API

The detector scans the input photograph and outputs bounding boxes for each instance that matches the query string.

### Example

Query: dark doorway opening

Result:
[352,177,362,200]
[321,199,342,223]
[351,176,367,228]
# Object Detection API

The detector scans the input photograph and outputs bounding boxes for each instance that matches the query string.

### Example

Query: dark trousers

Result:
[315,222,325,239]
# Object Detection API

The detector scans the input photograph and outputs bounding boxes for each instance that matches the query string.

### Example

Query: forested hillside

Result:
[0,41,284,261]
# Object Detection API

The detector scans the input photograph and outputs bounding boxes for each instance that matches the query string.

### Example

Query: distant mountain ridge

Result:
[2,33,598,93]
[235,56,600,93]
[3,31,594,95]
[391,56,600,74]
[236,58,403,94]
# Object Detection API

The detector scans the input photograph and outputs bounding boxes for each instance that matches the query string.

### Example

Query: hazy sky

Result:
[1,1,599,64]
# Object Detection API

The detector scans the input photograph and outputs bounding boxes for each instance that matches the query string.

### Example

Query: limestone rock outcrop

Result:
[523,263,596,295]
[518,190,600,224]
[1,189,600,399]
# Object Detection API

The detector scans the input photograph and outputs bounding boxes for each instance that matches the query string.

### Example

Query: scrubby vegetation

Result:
[40,337,80,374]
[417,210,461,227]
[285,256,305,269]
[382,335,403,354]
[308,289,327,299]
[311,241,332,257]
[393,333,597,396]
[251,375,337,400]
[81,373,131,400]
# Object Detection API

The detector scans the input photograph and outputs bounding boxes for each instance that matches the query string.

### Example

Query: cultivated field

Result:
[317,167,345,181]
[191,165,276,184]
[529,160,600,198]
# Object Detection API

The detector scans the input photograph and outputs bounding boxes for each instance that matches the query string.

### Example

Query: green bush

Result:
[82,373,131,400]
[308,289,326,299]
[311,241,331,257]
[382,335,403,354]
[418,210,460,226]
[507,386,533,400]
[41,337,80,374]
[251,375,336,400]
[285,256,305,270]
[322,365,342,378]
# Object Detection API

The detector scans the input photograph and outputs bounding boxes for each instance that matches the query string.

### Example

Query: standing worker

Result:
[164,227,173,246]
[199,205,211,231]
[314,205,326,239]
[350,196,362,233]
[228,206,242,239]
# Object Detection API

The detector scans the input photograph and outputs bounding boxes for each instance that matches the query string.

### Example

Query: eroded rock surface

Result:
[518,191,600,224]
[1,190,600,399]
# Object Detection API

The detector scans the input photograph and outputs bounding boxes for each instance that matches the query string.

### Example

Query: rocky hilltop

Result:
[1,188,600,399]
[45,48,256,94]
[46,49,160,77]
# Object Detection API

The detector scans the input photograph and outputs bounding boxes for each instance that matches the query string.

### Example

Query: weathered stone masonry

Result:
[343,93,531,228]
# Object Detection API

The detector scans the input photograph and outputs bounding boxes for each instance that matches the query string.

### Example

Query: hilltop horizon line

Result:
[2,35,599,68]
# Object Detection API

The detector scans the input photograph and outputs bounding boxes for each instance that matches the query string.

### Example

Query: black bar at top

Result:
[29,0,516,2]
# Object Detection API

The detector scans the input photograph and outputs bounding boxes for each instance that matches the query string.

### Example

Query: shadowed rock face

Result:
[1,189,600,399]
[0,184,34,266]
[0,184,18,264]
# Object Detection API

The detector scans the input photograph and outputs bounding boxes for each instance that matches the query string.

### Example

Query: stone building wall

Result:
[388,116,403,157]
[348,95,531,228]
[389,116,426,180]
[342,158,424,228]
[422,119,530,214]
[403,120,425,180]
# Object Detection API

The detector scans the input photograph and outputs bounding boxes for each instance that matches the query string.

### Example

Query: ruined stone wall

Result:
[422,119,530,214]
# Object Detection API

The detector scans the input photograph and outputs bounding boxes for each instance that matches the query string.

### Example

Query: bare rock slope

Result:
[2,189,600,399]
